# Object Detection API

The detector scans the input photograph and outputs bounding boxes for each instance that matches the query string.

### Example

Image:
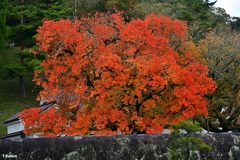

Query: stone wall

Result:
[0,133,240,160]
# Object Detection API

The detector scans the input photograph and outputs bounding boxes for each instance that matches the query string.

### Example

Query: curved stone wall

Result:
[0,133,240,160]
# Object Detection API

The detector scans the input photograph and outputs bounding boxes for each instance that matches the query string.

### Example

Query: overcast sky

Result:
[213,0,240,17]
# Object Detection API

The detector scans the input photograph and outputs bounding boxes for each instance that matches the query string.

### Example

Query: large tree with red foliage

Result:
[21,12,215,137]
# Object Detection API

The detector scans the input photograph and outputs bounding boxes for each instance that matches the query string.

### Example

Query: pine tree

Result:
[5,0,71,99]
[175,0,218,41]
[169,120,211,160]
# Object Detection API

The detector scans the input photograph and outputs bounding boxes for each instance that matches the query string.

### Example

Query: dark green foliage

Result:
[168,120,212,160]
[1,49,33,79]
[7,0,71,48]
[231,17,240,30]
[129,0,223,41]
[213,7,231,24]
[95,0,137,13]
[177,0,216,21]
[0,0,8,48]
[70,0,138,17]
[175,0,218,41]
[129,0,174,19]
[2,0,71,98]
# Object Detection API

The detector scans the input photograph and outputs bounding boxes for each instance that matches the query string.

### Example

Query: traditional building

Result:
[0,101,56,140]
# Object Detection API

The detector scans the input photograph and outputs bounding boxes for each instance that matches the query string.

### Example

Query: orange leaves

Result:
[144,14,187,43]
[21,106,71,137]
[148,75,166,87]
[173,63,215,117]
[20,108,41,135]
[70,107,130,135]
[28,12,216,137]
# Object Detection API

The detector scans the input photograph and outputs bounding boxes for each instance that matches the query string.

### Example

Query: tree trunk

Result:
[19,0,26,100]
[19,75,26,99]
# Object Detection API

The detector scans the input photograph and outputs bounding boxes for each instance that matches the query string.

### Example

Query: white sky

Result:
[213,0,240,17]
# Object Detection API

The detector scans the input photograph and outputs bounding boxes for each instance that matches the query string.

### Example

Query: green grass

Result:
[0,73,40,136]
[0,46,42,136]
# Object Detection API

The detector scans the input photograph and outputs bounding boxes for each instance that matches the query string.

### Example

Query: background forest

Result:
[0,0,240,136]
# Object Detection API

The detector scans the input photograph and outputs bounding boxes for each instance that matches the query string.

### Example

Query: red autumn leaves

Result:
[21,12,216,137]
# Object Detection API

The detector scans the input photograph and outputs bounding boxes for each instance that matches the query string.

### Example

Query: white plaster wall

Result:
[6,120,24,134]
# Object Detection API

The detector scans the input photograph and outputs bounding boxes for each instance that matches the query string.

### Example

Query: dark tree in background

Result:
[0,0,8,48]
[3,0,71,99]
[231,17,240,30]
[129,0,222,41]
[197,26,240,132]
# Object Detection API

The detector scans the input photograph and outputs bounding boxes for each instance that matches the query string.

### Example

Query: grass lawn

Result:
[0,73,40,136]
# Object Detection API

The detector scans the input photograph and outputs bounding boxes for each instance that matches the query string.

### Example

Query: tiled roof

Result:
[3,101,56,124]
